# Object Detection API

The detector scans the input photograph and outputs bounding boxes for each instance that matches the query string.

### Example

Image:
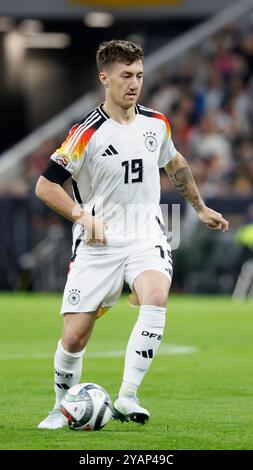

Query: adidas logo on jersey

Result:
[102,145,119,157]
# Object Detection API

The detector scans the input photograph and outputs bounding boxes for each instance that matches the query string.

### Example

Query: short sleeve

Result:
[50,123,90,177]
[158,115,177,168]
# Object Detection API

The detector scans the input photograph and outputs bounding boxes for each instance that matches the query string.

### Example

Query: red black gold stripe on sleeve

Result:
[55,107,107,162]
[137,104,171,137]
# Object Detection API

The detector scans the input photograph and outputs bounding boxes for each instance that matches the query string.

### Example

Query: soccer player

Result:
[36,40,229,429]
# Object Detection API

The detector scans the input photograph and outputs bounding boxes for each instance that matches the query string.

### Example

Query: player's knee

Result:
[62,332,86,353]
[145,291,168,308]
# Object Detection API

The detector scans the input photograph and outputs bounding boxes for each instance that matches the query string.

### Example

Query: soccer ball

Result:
[60,382,112,431]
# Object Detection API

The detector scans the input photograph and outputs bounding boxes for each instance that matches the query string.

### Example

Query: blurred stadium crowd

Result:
[1,18,253,293]
[5,20,253,198]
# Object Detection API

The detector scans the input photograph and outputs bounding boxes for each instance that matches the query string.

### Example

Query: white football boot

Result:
[112,394,150,425]
[37,409,68,430]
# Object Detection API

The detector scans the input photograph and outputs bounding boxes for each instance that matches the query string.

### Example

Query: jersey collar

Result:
[98,103,139,121]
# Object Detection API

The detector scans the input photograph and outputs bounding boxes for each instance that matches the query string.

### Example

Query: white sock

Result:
[119,305,166,396]
[53,340,85,409]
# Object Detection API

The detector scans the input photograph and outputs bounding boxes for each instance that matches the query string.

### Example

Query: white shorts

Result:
[60,236,173,314]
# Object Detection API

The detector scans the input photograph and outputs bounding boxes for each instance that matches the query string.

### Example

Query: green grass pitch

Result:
[0,293,253,450]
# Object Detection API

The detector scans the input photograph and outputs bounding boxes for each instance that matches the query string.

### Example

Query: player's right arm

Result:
[36,175,80,222]
[35,122,107,244]
[35,175,107,245]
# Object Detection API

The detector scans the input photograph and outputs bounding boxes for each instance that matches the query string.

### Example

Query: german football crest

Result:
[143,132,157,152]
[68,289,81,305]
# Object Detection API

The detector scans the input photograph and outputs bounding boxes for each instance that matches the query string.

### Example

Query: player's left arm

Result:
[165,151,229,232]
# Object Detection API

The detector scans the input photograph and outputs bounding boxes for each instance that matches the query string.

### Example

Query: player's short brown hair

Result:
[96,39,144,72]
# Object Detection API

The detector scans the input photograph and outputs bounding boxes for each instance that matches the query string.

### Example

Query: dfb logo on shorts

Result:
[68,289,81,305]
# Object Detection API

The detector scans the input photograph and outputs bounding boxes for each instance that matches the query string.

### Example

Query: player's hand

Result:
[87,215,108,245]
[76,211,108,245]
[197,206,229,233]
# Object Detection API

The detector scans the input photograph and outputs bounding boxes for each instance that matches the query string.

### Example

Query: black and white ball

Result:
[60,383,112,431]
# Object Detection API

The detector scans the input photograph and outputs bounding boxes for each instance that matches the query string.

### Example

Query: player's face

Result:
[102,60,144,109]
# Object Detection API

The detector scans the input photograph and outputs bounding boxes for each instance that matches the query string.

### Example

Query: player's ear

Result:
[99,72,110,88]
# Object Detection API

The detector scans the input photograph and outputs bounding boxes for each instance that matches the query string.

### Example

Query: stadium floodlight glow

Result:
[84,12,114,28]
[24,33,71,49]
[0,17,14,32]
[18,19,43,35]
[4,31,25,60]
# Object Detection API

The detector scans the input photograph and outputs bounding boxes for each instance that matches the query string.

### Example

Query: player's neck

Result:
[102,100,136,125]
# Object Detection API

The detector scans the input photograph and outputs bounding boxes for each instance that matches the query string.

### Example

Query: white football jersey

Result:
[51,103,177,247]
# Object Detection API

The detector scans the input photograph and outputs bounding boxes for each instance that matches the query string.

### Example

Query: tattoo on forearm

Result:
[170,166,204,212]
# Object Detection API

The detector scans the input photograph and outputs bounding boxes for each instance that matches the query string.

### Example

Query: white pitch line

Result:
[0,344,197,361]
